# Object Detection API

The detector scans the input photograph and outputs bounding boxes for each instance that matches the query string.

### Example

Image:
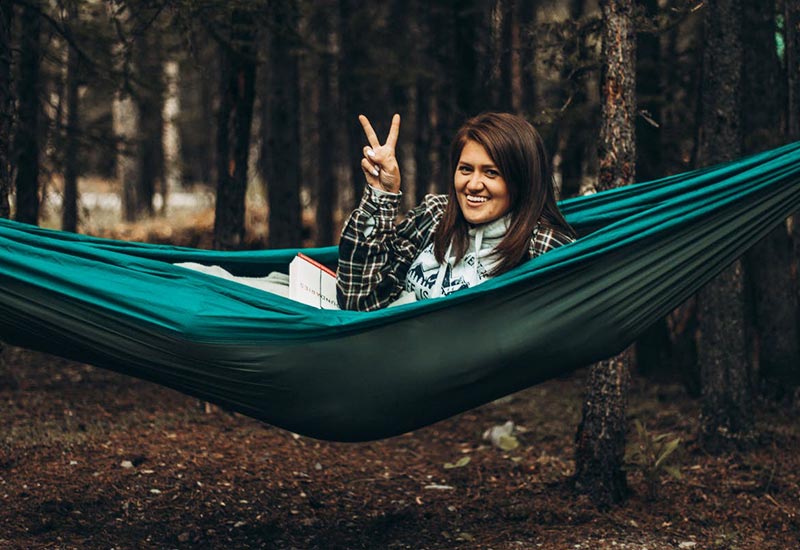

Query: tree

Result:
[62,0,81,233]
[108,0,144,222]
[574,0,635,508]
[213,6,256,250]
[312,0,339,246]
[741,0,800,392]
[162,59,181,215]
[262,1,301,249]
[0,1,12,219]
[696,0,753,452]
[14,0,42,225]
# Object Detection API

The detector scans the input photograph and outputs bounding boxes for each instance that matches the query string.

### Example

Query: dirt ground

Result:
[1,344,798,550]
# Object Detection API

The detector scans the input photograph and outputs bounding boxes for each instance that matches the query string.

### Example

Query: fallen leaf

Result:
[444,456,471,469]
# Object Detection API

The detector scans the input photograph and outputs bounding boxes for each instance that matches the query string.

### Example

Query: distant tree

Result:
[790,0,800,141]
[413,0,433,204]
[262,1,301,249]
[162,59,181,214]
[311,0,339,246]
[742,0,800,392]
[107,0,145,222]
[14,0,43,225]
[213,7,256,250]
[0,1,12,219]
[788,0,800,332]
[62,0,81,233]
[135,27,165,218]
[633,0,673,379]
[696,0,753,452]
[574,0,635,508]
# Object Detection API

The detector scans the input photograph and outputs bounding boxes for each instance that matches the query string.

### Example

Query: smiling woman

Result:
[337,112,576,312]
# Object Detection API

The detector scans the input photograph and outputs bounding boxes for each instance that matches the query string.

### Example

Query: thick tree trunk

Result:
[162,60,181,214]
[261,3,301,249]
[14,1,42,226]
[62,3,81,233]
[0,1,12,219]
[696,0,753,452]
[574,0,635,509]
[213,9,256,250]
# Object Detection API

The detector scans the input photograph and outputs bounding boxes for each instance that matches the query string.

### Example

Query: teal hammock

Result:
[1,142,799,441]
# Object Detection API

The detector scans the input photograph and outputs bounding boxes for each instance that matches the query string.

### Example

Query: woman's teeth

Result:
[467,196,488,203]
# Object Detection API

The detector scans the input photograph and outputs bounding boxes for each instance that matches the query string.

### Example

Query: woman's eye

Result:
[486,170,499,177]
[458,166,472,173]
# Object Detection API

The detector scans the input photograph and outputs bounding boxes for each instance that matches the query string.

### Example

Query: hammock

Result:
[1,142,799,442]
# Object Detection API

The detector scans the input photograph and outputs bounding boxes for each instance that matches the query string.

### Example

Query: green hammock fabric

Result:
[1,142,799,441]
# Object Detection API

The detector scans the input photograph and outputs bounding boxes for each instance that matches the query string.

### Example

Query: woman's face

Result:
[454,140,511,225]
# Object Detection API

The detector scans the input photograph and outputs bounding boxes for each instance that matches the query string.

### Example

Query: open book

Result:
[288,253,339,309]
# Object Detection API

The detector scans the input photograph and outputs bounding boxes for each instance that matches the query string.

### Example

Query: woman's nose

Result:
[466,174,484,191]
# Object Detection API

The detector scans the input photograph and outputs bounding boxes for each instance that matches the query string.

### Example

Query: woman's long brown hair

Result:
[433,112,576,276]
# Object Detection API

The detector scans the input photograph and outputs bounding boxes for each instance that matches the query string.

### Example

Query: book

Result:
[288,253,339,309]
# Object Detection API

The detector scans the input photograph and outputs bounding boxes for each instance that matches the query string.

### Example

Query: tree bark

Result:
[261,2,302,249]
[696,0,753,452]
[14,1,42,226]
[0,1,12,219]
[62,2,81,233]
[787,0,800,373]
[740,0,799,391]
[136,29,165,218]
[313,1,338,246]
[162,60,182,214]
[213,8,256,250]
[574,0,635,509]
[108,1,145,223]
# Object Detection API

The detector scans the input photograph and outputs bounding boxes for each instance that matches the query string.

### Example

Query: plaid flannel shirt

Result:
[337,185,575,312]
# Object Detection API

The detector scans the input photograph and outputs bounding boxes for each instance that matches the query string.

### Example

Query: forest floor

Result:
[2,206,799,549]
[1,346,799,549]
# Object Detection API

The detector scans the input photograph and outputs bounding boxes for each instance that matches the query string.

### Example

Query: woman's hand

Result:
[359,113,401,194]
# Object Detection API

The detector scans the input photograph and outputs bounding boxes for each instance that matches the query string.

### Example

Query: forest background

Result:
[1,0,800,548]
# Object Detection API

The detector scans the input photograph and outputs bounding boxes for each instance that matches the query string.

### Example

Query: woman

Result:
[337,112,576,312]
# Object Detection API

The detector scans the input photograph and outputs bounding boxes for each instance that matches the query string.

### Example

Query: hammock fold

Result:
[1,142,799,441]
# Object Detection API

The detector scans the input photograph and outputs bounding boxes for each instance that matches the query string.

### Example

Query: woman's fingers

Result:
[358,115,380,149]
[385,113,401,149]
[361,158,379,179]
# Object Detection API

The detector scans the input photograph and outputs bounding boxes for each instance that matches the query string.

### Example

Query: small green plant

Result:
[625,419,682,500]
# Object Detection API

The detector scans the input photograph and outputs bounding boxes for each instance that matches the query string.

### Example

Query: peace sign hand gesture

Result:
[359,113,401,194]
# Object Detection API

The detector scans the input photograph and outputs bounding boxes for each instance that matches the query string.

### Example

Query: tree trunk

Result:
[634,0,673,378]
[62,2,81,233]
[213,8,256,250]
[574,0,636,509]
[314,1,338,246]
[162,60,182,215]
[787,0,800,379]
[261,2,301,249]
[696,0,753,452]
[413,0,433,205]
[740,0,799,391]
[14,1,42,226]
[107,1,144,223]
[136,30,165,218]
[338,0,372,207]
[0,1,12,219]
